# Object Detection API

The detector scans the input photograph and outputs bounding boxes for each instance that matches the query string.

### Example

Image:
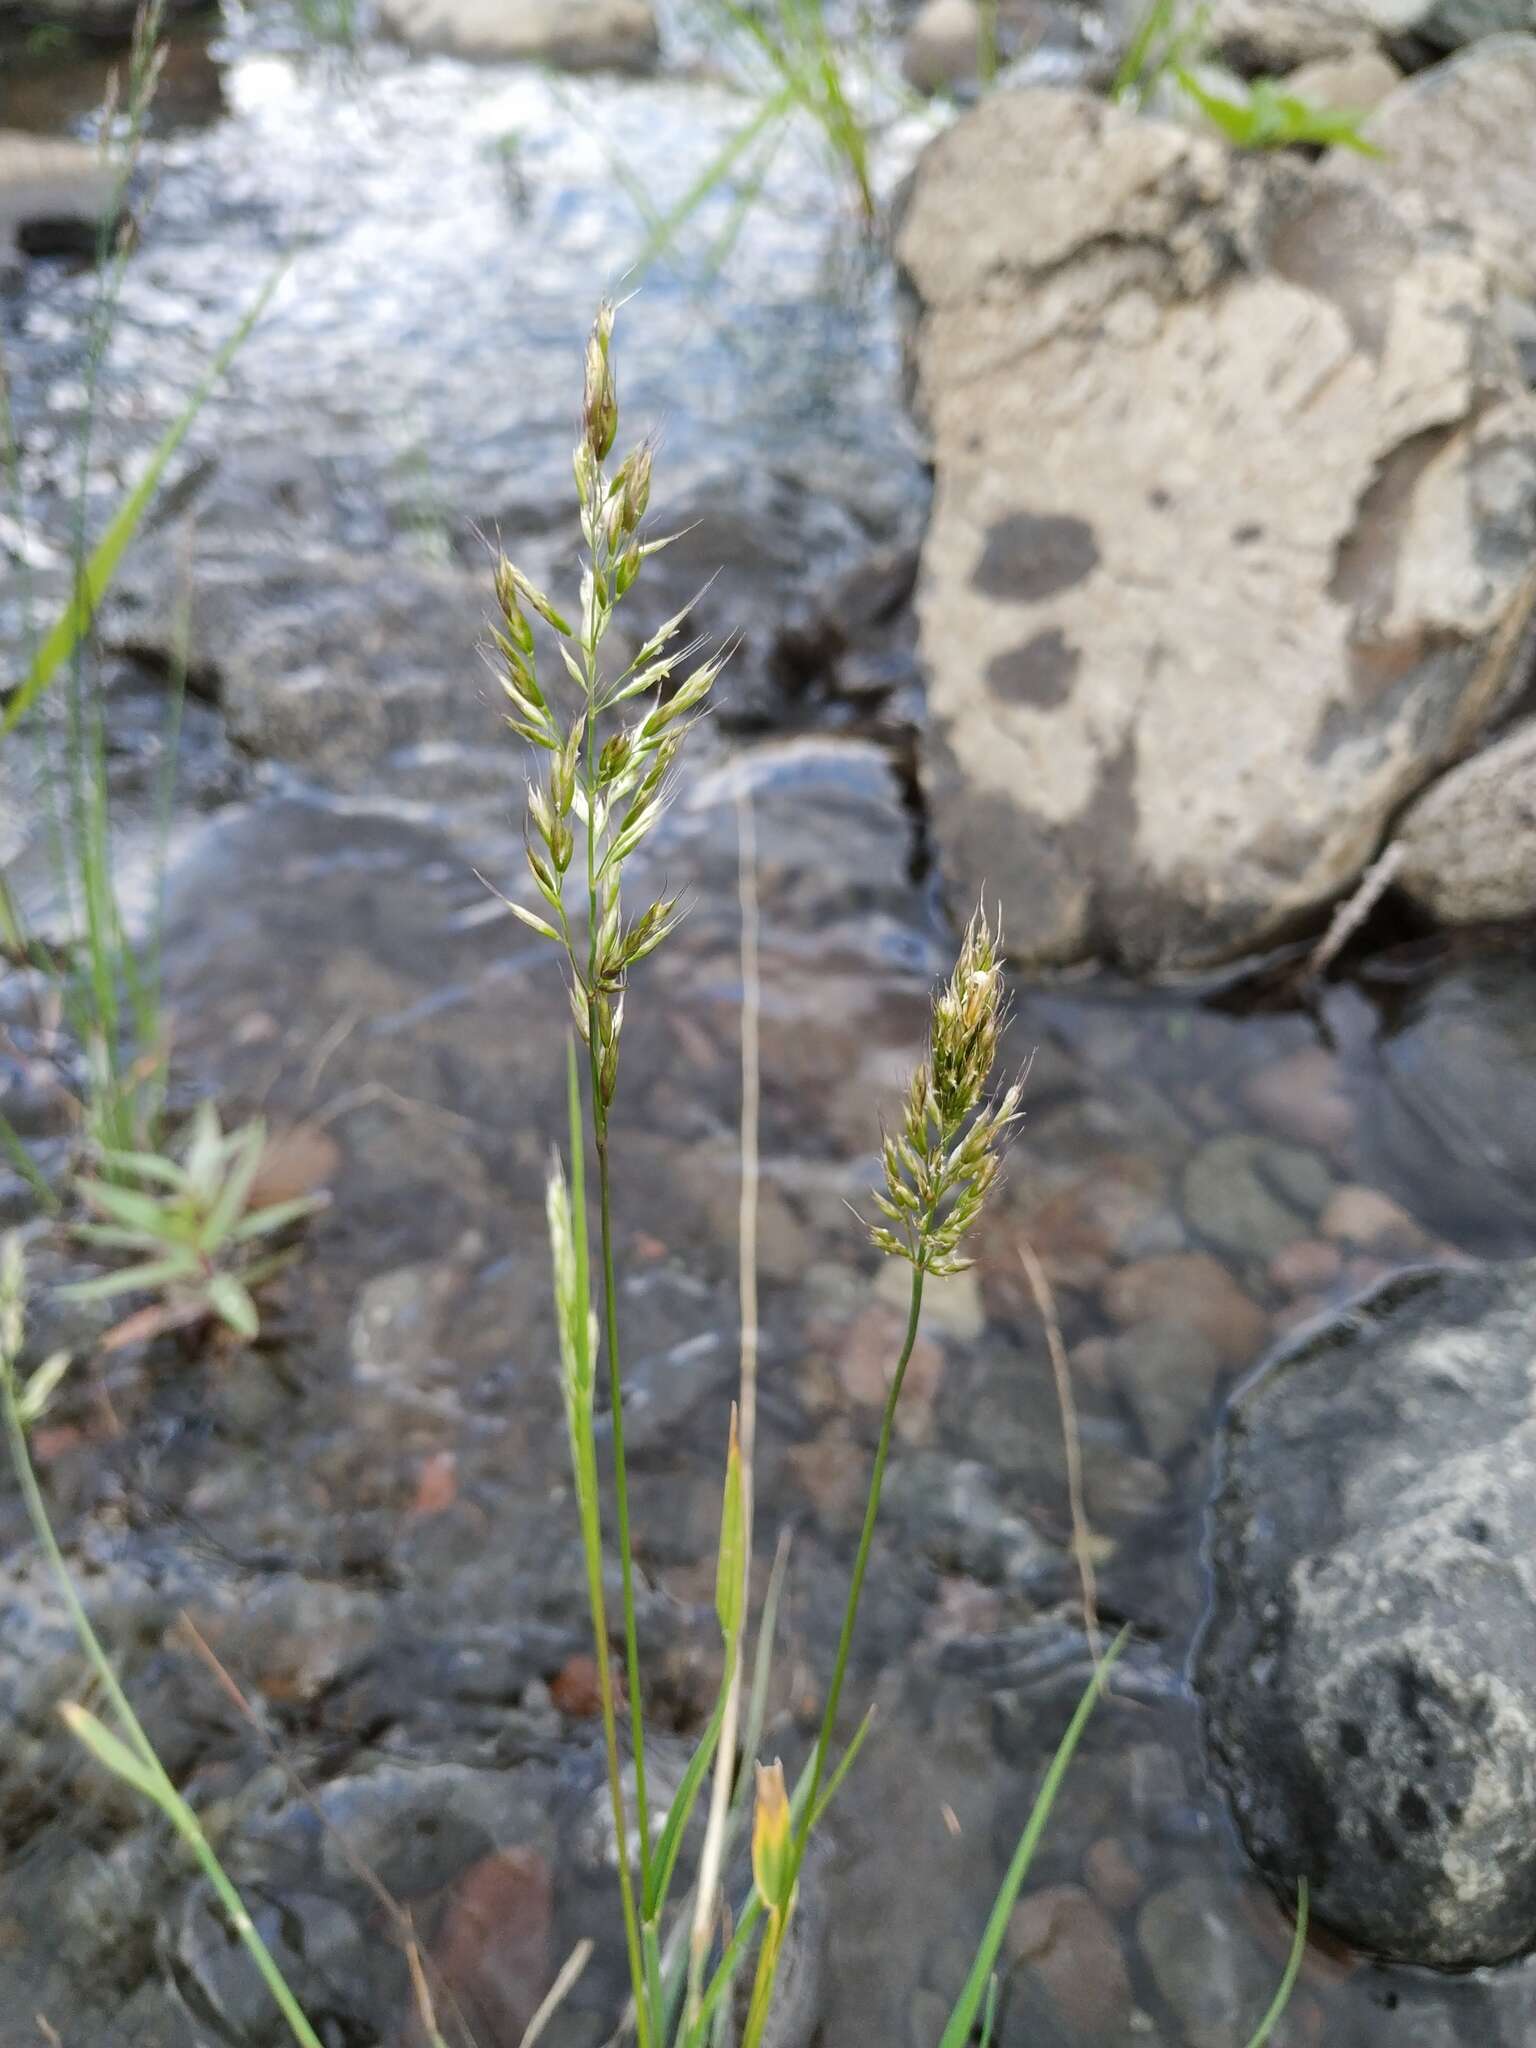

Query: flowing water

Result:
[4,12,1536,2045]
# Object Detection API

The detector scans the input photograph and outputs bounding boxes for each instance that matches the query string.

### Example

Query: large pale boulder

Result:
[378,0,659,71]
[1393,718,1536,922]
[896,88,1536,973]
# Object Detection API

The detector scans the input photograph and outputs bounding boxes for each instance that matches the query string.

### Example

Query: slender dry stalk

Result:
[687,783,762,2018]
[1017,1239,1100,1661]
[1306,841,1404,979]
[519,1941,596,2048]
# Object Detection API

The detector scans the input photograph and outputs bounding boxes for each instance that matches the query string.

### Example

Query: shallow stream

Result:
[4,13,1536,2044]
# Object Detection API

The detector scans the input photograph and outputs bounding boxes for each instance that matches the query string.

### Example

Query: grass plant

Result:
[0,307,1312,2048]
[62,1102,328,1342]
[0,1237,328,2048]
[0,1,282,1188]
[1114,0,1381,154]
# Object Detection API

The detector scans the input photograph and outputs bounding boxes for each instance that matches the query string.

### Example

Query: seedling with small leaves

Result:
[62,1103,327,1342]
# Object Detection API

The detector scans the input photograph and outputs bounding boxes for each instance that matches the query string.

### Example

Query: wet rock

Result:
[902,0,988,92]
[1198,1260,1536,1967]
[1241,1046,1355,1155]
[1137,1876,1308,2048]
[1347,949,1536,1251]
[1393,716,1536,923]
[1204,3,1398,70]
[1104,1321,1223,1460]
[1402,1,1536,48]
[1021,1155,1182,1290]
[408,1845,553,2047]
[1212,0,1536,64]
[1267,1237,1344,1294]
[1083,1835,1145,1913]
[1182,1135,1331,1263]
[874,1260,984,1339]
[887,1455,1063,1588]
[113,552,497,788]
[378,0,659,71]
[896,88,1536,973]
[1317,1182,1431,1255]
[1344,38,1536,336]
[1007,1883,1134,2038]
[1283,42,1405,106]
[836,1303,946,1443]
[901,0,1051,94]
[0,130,117,264]
[1102,1253,1267,1368]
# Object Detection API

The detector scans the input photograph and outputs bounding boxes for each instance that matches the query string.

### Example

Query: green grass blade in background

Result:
[938,1629,1128,2048]
[1242,1881,1310,2048]
[1,260,286,742]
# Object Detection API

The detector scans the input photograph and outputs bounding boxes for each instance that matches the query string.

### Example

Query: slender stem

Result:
[580,583,652,1900]
[566,1050,651,2048]
[687,785,760,2025]
[593,1116,653,1893]
[574,1424,653,2048]
[792,1258,926,1872]
[0,1343,324,2048]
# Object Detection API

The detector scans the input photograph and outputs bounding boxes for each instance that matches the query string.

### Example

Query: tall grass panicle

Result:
[494,299,726,2048]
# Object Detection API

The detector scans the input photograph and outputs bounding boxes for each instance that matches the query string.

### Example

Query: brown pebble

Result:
[410,1847,552,2046]
[1267,1238,1343,1296]
[1242,1047,1355,1153]
[248,1121,341,1209]
[408,1449,458,1518]
[550,1653,606,1718]
[1007,1884,1133,2035]
[1103,1253,1267,1367]
[1319,1185,1430,1257]
[837,1304,944,1442]
[1271,1292,1332,1335]
[786,1432,868,1522]
[1084,1836,1145,1913]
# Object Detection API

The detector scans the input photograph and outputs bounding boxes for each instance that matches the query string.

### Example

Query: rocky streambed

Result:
[4,4,1536,2045]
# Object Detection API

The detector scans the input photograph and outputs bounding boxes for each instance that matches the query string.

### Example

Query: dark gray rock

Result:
[1198,1259,1536,1967]
[1346,948,1536,1255]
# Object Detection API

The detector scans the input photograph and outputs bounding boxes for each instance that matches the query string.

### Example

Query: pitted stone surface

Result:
[897,87,1536,971]
[1198,1260,1536,1967]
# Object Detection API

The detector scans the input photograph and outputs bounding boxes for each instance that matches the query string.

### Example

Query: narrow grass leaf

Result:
[715,1405,745,1645]
[2,262,286,741]
[206,1273,259,1339]
[16,1350,72,1426]
[647,1689,728,1921]
[201,1119,267,1247]
[60,1253,200,1300]
[60,1701,162,1800]
[978,1973,998,2048]
[81,1180,184,1235]
[228,1193,328,1243]
[1242,1880,1310,2048]
[937,1627,1129,2048]
[95,1148,191,1190]
[808,1705,874,1832]
[73,1224,165,1250]
[0,1111,59,1214]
